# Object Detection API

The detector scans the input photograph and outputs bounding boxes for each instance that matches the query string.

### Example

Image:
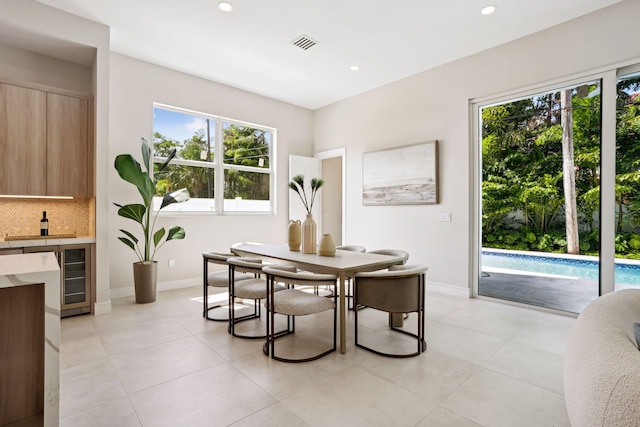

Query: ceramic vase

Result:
[133,261,158,303]
[288,219,301,251]
[318,233,336,256]
[302,213,317,254]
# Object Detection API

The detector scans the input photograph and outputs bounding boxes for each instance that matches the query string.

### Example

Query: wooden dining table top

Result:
[232,244,404,273]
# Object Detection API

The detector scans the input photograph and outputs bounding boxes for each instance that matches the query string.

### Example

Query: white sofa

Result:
[564,288,640,426]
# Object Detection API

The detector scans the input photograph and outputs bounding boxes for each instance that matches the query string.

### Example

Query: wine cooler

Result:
[23,243,92,317]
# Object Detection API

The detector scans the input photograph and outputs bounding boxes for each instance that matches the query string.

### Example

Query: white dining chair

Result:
[262,265,338,362]
[226,256,286,339]
[202,251,254,321]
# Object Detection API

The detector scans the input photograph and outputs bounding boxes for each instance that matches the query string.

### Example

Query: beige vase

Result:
[302,213,317,254]
[318,233,336,256]
[288,219,301,251]
[133,261,158,303]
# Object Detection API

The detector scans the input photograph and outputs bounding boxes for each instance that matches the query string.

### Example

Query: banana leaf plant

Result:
[114,137,190,262]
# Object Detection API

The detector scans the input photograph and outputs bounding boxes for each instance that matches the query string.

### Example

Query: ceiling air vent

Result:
[291,35,318,51]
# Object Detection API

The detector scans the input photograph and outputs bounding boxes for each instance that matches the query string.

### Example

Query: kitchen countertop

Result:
[0,236,96,249]
[0,252,60,426]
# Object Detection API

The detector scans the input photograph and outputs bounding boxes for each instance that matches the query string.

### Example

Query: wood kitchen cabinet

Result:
[0,82,93,197]
[0,83,47,195]
[47,92,90,197]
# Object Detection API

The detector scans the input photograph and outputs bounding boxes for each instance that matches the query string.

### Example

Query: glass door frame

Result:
[470,70,618,303]
[613,64,640,291]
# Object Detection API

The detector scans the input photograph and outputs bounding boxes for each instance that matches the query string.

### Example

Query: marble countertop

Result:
[0,236,96,249]
[0,252,60,279]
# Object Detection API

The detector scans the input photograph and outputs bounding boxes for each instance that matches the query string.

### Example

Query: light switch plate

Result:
[439,212,452,222]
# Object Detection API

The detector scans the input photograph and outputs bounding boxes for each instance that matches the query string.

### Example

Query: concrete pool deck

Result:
[479,270,599,313]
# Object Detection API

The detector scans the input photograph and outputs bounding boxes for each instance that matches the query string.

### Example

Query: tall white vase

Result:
[302,214,317,254]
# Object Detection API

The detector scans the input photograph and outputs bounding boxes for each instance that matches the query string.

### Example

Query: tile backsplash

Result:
[0,198,95,239]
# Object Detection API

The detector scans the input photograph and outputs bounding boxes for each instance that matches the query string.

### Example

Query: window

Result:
[152,104,275,214]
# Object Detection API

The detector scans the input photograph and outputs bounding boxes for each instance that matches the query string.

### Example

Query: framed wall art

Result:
[362,140,439,205]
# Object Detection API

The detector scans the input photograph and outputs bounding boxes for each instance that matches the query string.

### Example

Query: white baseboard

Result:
[93,300,112,315]
[428,281,471,298]
[109,287,134,300]
[109,277,200,301]
[158,277,200,292]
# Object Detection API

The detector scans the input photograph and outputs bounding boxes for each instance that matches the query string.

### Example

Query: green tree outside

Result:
[482,79,640,258]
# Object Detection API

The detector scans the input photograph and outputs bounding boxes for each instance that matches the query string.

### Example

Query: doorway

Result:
[289,148,346,245]
[477,79,603,313]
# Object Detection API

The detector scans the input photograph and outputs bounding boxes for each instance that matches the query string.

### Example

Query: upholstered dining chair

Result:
[202,251,254,321]
[336,245,367,253]
[353,264,427,358]
[226,256,285,339]
[230,241,264,256]
[262,265,338,362]
[365,249,410,320]
[367,248,409,265]
[336,245,367,310]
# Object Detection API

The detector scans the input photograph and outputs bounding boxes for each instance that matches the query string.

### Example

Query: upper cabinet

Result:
[46,93,89,197]
[0,82,93,197]
[0,83,47,195]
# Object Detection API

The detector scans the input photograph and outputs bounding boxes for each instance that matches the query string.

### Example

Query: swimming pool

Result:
[481,249,640,286]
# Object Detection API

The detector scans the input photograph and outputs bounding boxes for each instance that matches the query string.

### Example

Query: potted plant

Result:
[114,137,190,303]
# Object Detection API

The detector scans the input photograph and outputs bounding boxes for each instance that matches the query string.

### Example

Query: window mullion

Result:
[214,119,224,213]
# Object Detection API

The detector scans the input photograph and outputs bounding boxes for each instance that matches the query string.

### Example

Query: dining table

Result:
[231,243,406,353]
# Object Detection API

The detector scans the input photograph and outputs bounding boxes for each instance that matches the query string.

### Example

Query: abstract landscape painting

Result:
[363,141,438,205]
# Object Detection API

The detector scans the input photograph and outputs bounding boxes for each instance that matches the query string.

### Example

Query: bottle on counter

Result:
[40,211,49,236]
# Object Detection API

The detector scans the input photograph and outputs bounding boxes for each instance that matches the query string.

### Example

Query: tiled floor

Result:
[60,285,575,426]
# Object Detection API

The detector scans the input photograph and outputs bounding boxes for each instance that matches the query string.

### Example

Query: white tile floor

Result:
[59,285,576,427]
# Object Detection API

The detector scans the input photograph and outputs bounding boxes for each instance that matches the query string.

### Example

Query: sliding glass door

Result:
[614,71,640,291]
[478,80,602,313]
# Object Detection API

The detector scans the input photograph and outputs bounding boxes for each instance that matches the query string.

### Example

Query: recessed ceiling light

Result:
[350,65,360,71]
[218,1,233,12]
[481,5,497,15]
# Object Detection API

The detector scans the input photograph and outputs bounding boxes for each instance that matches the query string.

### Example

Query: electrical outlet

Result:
[438,212,452,222]
[168,258,175,267]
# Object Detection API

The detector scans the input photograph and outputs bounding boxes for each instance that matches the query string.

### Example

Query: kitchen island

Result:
[0,252,60,427]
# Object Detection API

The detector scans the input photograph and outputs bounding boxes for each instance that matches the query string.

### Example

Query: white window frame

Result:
[152,103,276,215]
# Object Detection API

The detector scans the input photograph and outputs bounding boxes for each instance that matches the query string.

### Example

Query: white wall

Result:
[313,1,640,293]
[109,53,314,295]
[0,42,92,94]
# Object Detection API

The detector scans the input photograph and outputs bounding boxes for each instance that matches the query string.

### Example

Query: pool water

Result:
[481,250,640,286]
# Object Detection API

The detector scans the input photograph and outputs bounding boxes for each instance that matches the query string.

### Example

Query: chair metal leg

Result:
[203,257,209,318]
[263,275,294,356]
[228,267,263,339]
